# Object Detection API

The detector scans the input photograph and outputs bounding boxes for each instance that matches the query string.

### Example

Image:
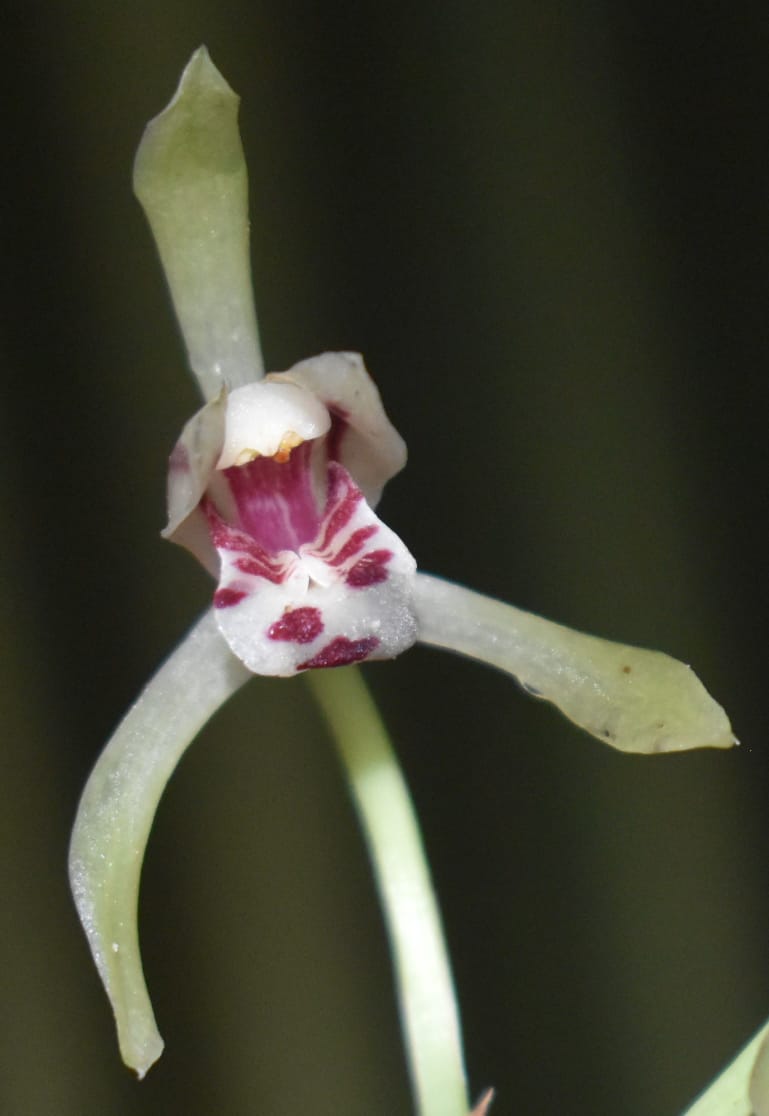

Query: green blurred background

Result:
[2,3,768,1114]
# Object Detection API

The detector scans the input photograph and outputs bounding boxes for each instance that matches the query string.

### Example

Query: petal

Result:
[274,352,407,506]
[414,574,735,754]
[163,390,227,574]
[208,464,418,675]
[68,611,251,1076]
[133,47,263,400]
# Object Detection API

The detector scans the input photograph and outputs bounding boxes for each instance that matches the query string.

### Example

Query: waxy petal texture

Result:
[133,47,263,398]
[414,574,734,753]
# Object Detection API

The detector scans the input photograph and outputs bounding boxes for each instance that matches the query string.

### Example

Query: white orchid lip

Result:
[216,379,331,467]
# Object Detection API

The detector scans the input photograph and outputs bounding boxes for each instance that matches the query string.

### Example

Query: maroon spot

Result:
[346,549,393,588]
[298,635,380,670]
[214,587,248,609]
[268,607,324,645]
[328,524,379,567]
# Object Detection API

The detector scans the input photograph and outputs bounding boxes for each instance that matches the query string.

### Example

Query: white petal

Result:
[133,47,263,399]
[414,574,735,754]
[68,611,250,1076]
[165,392,226,532]
[216,380,330,467]
[163,391,227,575]
[274,352,407,506]
[209,465,418,675]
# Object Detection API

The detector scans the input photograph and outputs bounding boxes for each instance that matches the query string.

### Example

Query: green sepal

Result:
[134,47,263,400]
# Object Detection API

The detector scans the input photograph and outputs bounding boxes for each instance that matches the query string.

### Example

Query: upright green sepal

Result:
[133,47,263,400]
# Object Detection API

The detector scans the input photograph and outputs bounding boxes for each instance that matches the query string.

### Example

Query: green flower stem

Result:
[306,667,470,1116]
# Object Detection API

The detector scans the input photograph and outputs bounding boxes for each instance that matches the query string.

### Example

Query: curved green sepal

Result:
[68,611,250,1076]
[133,47,263,400]
[414,574,735,754]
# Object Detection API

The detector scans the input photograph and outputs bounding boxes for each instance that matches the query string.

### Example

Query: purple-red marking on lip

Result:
[315,465,363,553]
[328,524,379,567]
[298,635,380,670]
[267,607,324,645]
[214,587,248,609]
[346,548,393,588]
[205,500,289,585]
[224,441,319,553]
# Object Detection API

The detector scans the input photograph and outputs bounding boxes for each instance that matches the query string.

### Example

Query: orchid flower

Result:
[69,48,739,1115]
[165,351,419,675]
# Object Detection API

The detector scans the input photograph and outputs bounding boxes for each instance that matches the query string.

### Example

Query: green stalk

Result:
[306,667,470,1116]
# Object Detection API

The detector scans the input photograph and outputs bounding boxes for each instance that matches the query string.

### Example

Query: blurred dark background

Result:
[2,3,769,1114]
